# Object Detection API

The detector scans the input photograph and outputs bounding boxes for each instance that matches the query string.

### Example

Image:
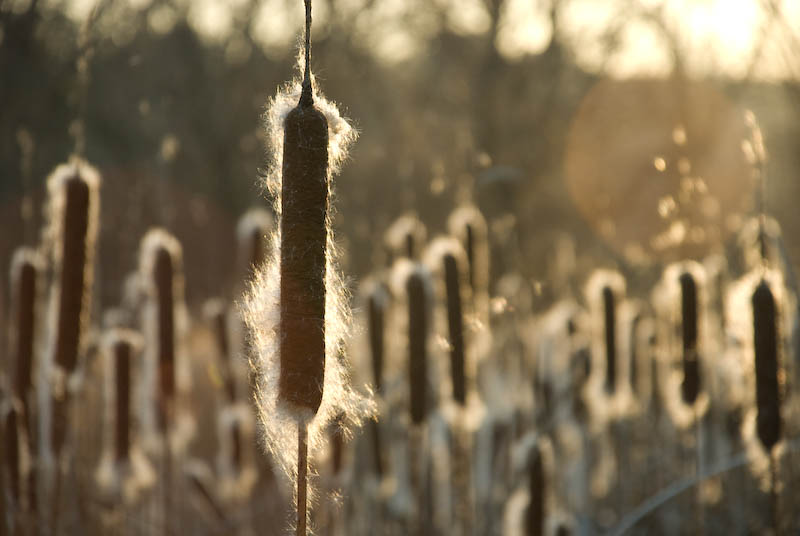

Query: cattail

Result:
[448,206,490,324]
[139,229,188,448]
[628,312,642,398]
[602,286,617,395]
[407,269,430,425]
[112,336,132,462]
[385,214,427,264]
[679,272,701,405]
[237,208,273,280]
[242,3,371,533]
[278,64,330,418]
[444,253,467,406]
[10,250,41,427]
[524,443,545,536]
[49,162,99,374]
[752,280,781,452]
[206,300,236,404]
[367,285,387,394]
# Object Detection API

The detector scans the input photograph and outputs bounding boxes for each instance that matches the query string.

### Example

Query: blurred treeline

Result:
[1,0,800,311]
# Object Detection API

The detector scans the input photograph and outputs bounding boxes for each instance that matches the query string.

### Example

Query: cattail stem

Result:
[297,424,308,536]
[769,451,780,535]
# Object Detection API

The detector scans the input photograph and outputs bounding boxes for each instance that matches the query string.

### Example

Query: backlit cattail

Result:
[242,2,372,530]
[139,229,191,450]
[10,249,42,435]
[47,160,100,375]
[45,160,100,455]
[385,214,427,264]
[602,287,617,395]
[237,208,273,279]
[679,272,701,405]
[752,280,781,452]
[96,329,155,503]
[524,443,545,536]
[448,205,490,325]
[444,253,467,406]
[407,268,431,425]
[367,284,388,394]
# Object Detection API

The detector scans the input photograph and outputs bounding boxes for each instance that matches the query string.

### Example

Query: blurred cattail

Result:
[205,300,236,404]
[443,253,467,406]
[627,311,643,399]
[448,206,490,324]
[385,214,427,264]
[679,272,701,405]
[10,249,42,432]
[47,160,100,375]
[112,335,133,462]
[407,268,431,425]
[367,284,388,394]
[2,399,23,509]
[602,286,617,395]
[524,443,545,536]
[237,208,273,280]
[752,280,782,452]
[139,229,189,448]
[96,329,155,503]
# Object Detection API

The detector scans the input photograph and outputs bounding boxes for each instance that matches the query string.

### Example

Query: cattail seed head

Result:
[444,253,467,406]
[384,214,427,264]
[2,399,23,504]
[448,206,490,324]
[752,280,782,452]
[45,159,100,375]
[407,267,431,425]
[237,208,273,278]
[367,283,388,394]
[602,286,617,395]
[679,272,701,405]
[10,249,42,410]
[243,76,371,484]
[525,443,545,536]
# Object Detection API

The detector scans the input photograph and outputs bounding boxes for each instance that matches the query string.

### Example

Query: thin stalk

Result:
[297,424,308,536]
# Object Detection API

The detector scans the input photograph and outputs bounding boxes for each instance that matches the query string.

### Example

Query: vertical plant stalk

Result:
[525,443,545,536]
[407,272,428,425]
[297,424,308,536]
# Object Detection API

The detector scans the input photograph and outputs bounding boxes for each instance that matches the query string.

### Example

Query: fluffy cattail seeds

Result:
[444,253,467,406]
[407,269,430,425]
[679,272,701,405]
[752,280,781,452]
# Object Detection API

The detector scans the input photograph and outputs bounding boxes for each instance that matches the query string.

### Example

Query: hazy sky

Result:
[52,0,800,80]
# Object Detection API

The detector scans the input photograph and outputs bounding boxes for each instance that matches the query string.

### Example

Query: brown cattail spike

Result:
[444,254,466,406]
[113,338,132,462]
[279,61,329,416]
[11,253,37,410]
[752,280,781,451]
[367,290,385,394]
[154,247,176,425]
[407,271,428,425]
[602,286,617,395]
[54,173,90,373]
[525,443,545,536]
[679,272,700,405]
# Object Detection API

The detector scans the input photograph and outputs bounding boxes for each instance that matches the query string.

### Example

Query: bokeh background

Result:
[2,0,800,309]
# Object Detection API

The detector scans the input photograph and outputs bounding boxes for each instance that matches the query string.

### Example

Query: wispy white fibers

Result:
[242,73,373,489]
